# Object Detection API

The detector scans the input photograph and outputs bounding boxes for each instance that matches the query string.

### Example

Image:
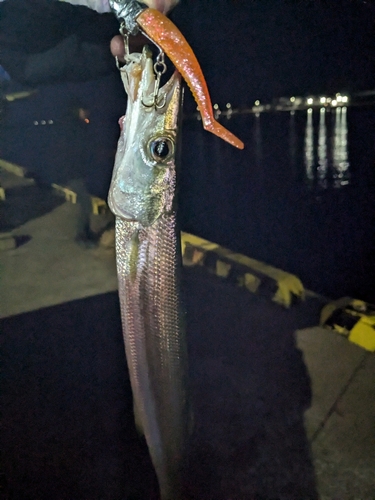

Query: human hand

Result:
[142,0,179,15]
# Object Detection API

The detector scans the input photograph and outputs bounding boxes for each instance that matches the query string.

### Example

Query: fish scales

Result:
[109,47,188,499]
[115,214,188,496]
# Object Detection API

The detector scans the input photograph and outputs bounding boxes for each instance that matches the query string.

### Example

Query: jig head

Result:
[109,0,147,35]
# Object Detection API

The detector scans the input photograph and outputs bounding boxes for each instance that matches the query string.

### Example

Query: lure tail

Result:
[137,8,244,150]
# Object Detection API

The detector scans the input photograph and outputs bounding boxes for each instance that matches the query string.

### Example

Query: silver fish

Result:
[108,46,189,499]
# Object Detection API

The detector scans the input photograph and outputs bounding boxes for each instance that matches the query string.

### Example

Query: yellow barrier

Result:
[91,197,108,215]
[4,90,37,102]
[181,232,305,308]
[51,184,77,204]
[320,298,375,352]
[0,159,27,178]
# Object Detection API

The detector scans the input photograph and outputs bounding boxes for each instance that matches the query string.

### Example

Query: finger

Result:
[143,0,180,14]
[110,35,125,61]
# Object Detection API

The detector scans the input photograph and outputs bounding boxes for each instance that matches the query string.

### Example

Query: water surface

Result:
[181,106,375,300]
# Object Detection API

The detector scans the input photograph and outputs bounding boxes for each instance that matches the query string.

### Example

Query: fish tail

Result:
[136,8,244,150]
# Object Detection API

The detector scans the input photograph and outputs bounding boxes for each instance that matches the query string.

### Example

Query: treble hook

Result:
[141,51,167,110]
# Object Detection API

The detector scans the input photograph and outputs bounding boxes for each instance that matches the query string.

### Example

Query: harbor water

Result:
[180,105,375,301]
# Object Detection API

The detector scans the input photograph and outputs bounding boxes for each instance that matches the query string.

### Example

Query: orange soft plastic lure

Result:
[136,8,244,150]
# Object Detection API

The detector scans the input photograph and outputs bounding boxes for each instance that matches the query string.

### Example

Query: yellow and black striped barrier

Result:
[181,233,305,308]
[320,297,375,352]
[0,157,305,308]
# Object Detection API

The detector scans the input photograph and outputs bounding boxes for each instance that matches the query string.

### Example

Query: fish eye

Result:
[149,137,173,161]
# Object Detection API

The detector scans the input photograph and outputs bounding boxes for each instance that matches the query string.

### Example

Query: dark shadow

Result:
[1,266,320,499]
[1,290,158,500]
[181,268,320,500]
[0,184,64,232]
[14,234,32,248]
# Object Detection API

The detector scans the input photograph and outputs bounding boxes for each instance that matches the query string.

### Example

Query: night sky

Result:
[169,0,375,109]
[1,0,374,104]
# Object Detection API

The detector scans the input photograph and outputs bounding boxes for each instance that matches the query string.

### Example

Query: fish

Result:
[108,3,244,498]
[108,46,189,499]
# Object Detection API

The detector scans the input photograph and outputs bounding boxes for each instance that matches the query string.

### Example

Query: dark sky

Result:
[170,0,375,108]
[1,0,374,104]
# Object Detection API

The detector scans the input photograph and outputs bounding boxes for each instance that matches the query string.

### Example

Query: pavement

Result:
[1,170,374,499]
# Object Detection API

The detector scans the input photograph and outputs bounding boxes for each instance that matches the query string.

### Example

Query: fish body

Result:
[108,47,188,499]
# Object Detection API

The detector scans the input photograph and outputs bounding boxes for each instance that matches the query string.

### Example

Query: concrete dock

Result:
[1,172,374,499]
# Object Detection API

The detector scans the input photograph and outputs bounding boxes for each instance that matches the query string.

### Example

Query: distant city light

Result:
[320,97,327,104]
[255,100,260,106]
[307,108,313,113]
[213,103,221,118]
[307,98,314,105]
[342,96,349,103]
[332,100,338,107]
[290,96,296,102]
[336,94,343,102]
[226,103,232,109]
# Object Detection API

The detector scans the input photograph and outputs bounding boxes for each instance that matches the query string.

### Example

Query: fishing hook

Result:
[115,21,130,70]
[141,50,167,110]
[113,9,167,110]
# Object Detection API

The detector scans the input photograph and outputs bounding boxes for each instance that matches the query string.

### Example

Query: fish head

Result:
[108,46,182,227]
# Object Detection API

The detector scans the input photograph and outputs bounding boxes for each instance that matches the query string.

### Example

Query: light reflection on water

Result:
[333,106,350,188]
[183,105,375,299]
[317,107,327,188]
[303,107,350,190]
[304,108,314,185]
